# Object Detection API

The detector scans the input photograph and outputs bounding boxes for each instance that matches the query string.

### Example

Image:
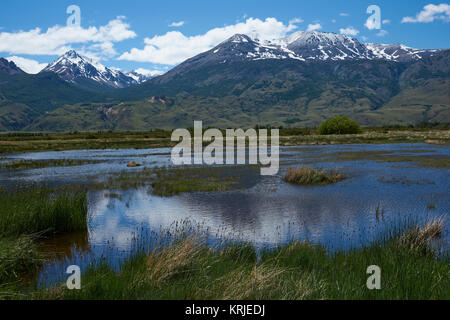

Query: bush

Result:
[318,116,362,135]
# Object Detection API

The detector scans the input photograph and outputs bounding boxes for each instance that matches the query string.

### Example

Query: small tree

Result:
[318,116,362,135]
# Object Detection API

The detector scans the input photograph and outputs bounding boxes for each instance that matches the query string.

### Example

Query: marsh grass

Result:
[0,159,104,170]
[0,187,89,289]
[314,151,450,169]
[1,129,448,155]
[285,167,345,186]
[0,236,40,284]
[397,217,444,254]
[0,187,88,237]
[31,218,449,300]
[150,166,249,197]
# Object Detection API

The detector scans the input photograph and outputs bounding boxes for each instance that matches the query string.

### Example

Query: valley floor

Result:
[0,128,449,155]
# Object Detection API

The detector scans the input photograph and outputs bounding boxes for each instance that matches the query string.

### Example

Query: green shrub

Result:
[319,116,362,135]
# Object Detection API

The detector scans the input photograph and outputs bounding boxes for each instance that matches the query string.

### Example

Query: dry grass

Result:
[25,218,450,300]
[285,167,345,186]
[0,236,40,283]
[398,217,445,252]
[216,265,286,300]
[216,265,322,300]
[145,237,205,285]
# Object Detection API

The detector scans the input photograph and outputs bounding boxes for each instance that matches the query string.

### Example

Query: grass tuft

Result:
[285,167,345,186]
[397,217,444,254]
[0,236,40,284]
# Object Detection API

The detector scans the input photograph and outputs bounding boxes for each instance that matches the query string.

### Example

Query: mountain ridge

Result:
[0,58,25,75]
[0,31,449,131]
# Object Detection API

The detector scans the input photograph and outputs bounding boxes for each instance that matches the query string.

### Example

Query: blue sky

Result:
[0,0,449,74]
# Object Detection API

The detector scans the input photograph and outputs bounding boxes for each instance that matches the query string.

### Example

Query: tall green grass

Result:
[0,187,88,286]
[34,218,449,300]
[0,188,88,237]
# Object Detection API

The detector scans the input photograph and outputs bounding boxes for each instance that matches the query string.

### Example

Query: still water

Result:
[0,143,448,286]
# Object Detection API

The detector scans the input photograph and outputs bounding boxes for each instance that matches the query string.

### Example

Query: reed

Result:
[0,187,88,237]
[32,218,448,300]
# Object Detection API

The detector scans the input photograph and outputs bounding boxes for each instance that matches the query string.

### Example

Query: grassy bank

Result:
[27,218,448,300]
[0,128,448,154]
[0,187,89,286]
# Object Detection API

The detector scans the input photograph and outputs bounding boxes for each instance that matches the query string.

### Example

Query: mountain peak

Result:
[0,58,25,75]
[64,50,80,58]
[42,51,138,88]
[225,34,253,44]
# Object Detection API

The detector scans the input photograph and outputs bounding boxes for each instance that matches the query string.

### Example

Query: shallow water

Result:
[0,143,448,286]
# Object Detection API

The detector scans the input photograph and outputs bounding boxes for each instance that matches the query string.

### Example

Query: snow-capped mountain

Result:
[123,69,163,84]
[41,50,138,88]
[180,31,439,67]
[275,31,376,61]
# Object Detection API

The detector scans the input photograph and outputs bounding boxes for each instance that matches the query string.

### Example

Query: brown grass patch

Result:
[285,167,345,186]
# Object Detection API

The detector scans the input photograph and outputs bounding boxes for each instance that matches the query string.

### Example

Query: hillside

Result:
[0,32,449,131]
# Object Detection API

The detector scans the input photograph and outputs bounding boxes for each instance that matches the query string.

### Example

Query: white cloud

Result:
[376,29,388,37]
[169,21,185,27]
[6,56,48,74]
[0,16,136,59]
[339,26,359,36]
[339,13,350,17]
[306,23,322,32]
[289,18,304,24]
[382,19,391,24]
[361,36,369,41]
[118,17,301,65]
[332,19,337,23]
[402,3,450,23]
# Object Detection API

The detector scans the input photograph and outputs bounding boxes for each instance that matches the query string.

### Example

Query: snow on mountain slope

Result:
[181,31,439,65]
[124,69,164,84]
[40,33,441,89]
[275,31,376,61]
[364,43,438,62]
[42,50,137,88]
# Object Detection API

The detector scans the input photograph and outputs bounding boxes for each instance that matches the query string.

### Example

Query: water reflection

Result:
[0,143,448,286]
